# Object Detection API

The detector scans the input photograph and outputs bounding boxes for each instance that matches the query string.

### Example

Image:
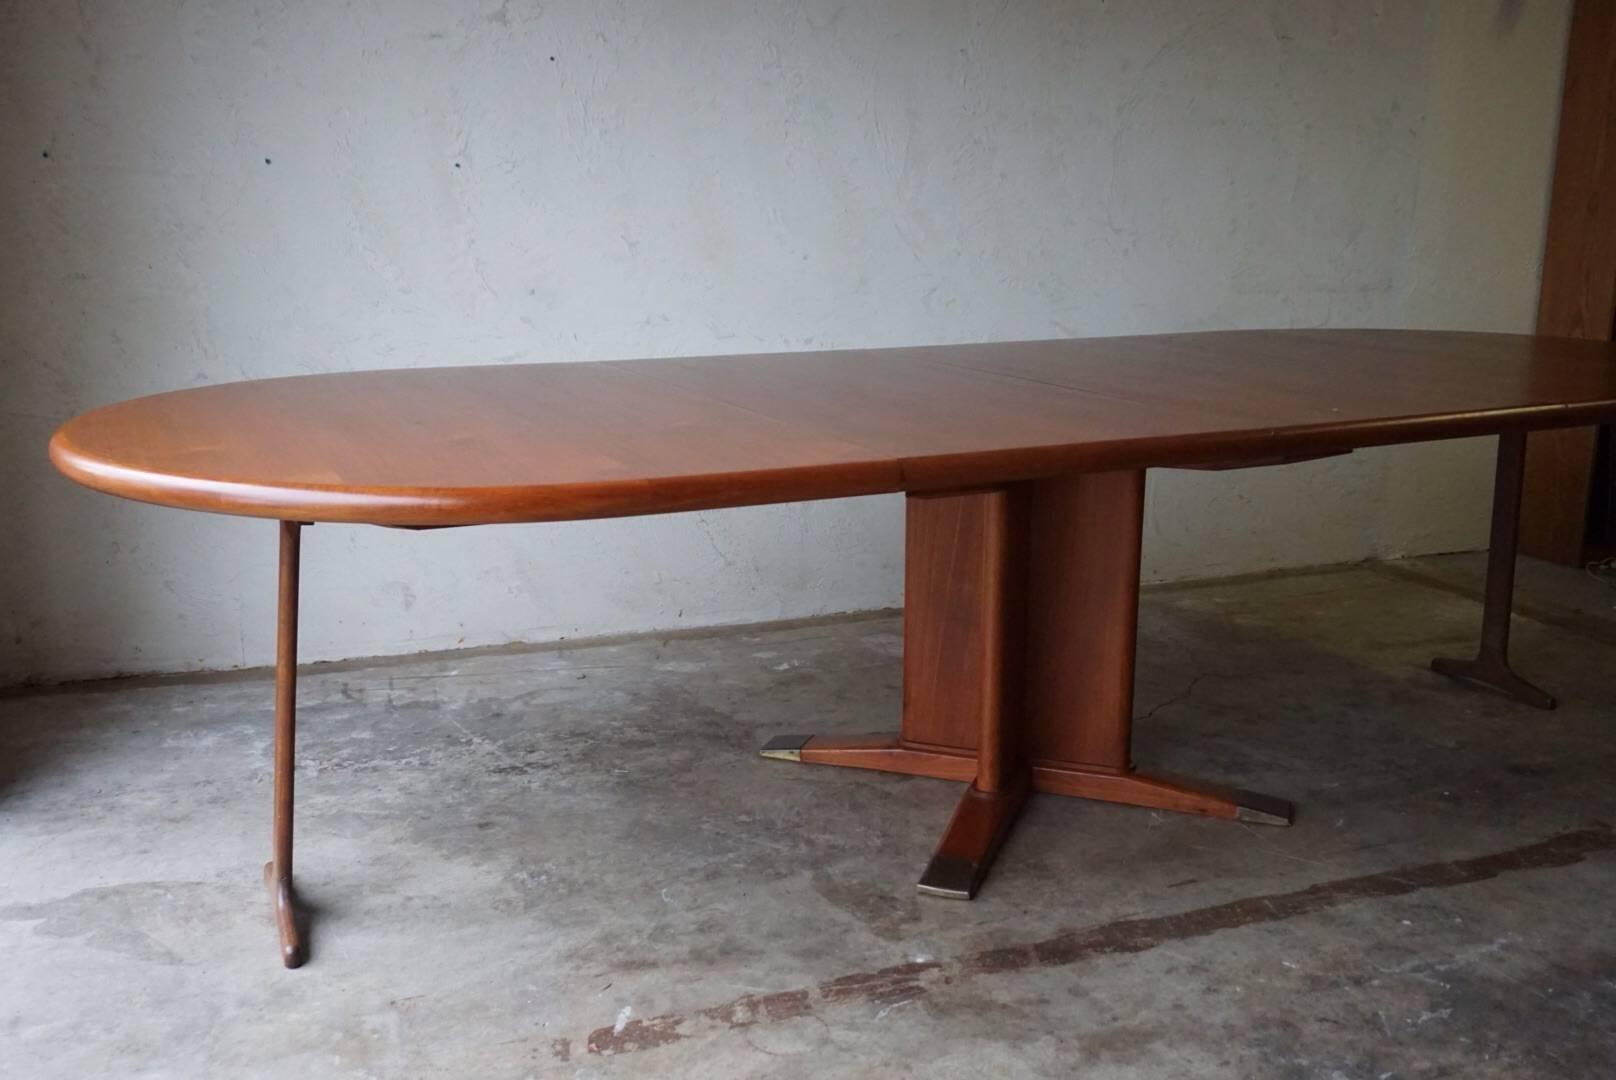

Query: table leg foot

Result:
[263,860,305,969]
[1430,655,1556,710]
[916,777,1030,900]
[759,734,976,781]
[1032,765,1292,825]
[758,733,812,761]
[1429,432,1556,711]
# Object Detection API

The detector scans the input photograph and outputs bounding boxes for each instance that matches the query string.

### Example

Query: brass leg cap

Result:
[759,734,811,762]
[1235,794,1295,827]
[1431,656,1556,710]
[916,855,980,900]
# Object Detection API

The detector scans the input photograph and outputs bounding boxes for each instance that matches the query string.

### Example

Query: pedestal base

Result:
[764,473,1290,898]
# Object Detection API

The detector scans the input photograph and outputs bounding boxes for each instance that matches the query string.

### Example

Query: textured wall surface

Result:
[0,1,1571,684]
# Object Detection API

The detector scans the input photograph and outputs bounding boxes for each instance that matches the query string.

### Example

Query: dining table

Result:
[48,329,1616,968]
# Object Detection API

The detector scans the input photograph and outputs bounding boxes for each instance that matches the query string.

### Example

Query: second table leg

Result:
[266,520,307,968]
[1431,431,1556,709]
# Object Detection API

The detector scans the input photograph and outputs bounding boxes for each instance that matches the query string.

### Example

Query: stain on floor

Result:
[584,824,1614,1058]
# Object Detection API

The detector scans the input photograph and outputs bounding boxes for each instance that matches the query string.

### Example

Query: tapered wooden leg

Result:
[265,520,306,969]
[762,472,1291,900]
[1431,432,1556,709]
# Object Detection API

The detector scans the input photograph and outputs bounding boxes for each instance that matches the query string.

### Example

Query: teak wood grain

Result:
[49,331,1616,527]
[900,474,1145,770]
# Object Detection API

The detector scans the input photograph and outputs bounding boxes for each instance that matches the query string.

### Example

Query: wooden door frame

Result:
[1522,0,1616,564]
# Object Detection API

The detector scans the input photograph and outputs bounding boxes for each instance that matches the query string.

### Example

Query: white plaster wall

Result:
[0,1,1570,684]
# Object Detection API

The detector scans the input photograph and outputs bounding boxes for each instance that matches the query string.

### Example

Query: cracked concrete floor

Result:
[2,554,1615,1078]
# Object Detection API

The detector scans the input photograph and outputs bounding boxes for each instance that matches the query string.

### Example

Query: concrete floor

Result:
[3,555,1615,1078]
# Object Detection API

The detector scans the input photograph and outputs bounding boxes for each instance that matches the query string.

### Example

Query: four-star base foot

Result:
[759,733,1293,827]
[918,778,1031,899]
[762,732,1292,896]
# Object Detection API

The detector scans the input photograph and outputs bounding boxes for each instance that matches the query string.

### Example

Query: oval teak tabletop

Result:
[48,330,1616,526]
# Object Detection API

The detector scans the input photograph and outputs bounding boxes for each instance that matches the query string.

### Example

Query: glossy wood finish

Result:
[1432,433,1556,709]
[967,489,1019,795]
[1022,472,1143,770]
[900,493,1007,753]
[1522,0,1616,564]
[49,331,1616,528]
[266,521,305,969]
